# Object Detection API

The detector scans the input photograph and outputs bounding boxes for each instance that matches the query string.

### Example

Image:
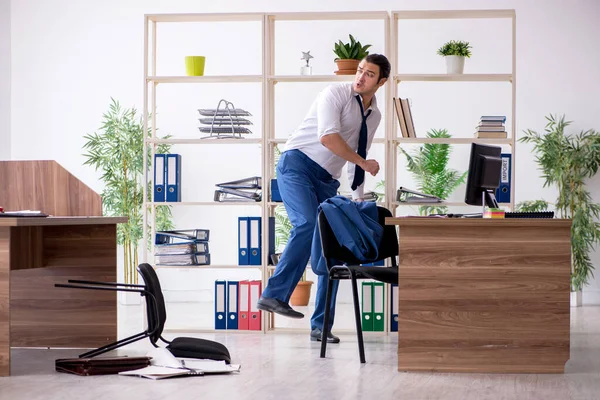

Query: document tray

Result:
[55,356,152,376]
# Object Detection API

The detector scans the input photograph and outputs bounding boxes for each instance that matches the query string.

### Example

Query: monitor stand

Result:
[481,190,499,214]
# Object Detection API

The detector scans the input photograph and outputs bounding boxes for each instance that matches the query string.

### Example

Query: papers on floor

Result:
[118,348,240,380]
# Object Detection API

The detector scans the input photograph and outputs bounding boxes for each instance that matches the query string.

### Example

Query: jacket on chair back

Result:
[311,195,383,275]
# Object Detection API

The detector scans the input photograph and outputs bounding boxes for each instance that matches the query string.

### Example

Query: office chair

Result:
[55,263,231,363]
[318,206,399,363]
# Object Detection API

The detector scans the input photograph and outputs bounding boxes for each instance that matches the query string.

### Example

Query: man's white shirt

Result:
[284,82,382,199]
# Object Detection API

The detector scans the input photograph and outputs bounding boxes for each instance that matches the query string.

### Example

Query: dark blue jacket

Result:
[311,196,383,276]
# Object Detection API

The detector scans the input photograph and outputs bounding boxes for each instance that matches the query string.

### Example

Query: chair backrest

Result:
[318,206,399,269]
[137,263,168,344]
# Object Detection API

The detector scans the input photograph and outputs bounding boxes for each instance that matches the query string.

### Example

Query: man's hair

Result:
[365,54,391,82]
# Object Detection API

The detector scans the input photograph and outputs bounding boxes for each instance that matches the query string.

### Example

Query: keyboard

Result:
[504,211,554,219]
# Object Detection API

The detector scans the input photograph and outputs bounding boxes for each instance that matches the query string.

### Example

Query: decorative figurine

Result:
[300,51,313,75]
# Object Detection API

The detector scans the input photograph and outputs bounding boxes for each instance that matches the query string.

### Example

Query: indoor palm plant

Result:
[83,98,174,285]
[399,128,467,215]
[437,40,472,74]
[272,146,313,306]
[333,34,371,75]
[519,114,600,293]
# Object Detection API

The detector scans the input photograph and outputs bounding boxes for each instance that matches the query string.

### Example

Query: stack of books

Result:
[475,116,507,138]
[214,176,262,202]
[154,229,210,266]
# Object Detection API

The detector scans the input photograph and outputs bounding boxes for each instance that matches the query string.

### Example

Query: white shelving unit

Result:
[142,9,516,334]
[390,9,517,210]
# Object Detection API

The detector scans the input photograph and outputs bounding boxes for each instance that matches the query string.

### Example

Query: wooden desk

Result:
[0,216,127,376]
[386,217,572,373]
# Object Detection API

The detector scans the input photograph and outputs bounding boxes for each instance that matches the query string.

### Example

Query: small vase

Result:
[445,55,465,74]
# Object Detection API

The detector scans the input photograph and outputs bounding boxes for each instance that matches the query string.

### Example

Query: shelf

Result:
[147,201,262,207]
[393,9,515,20]
[269,11,389,21]
[146,13,265,22]
[147,138,262,145]
[394,138,513,145]
[155,264,263,270]
[147,75,263,84]
[395,74,512,82]
[269,75,354,83]
[393,201,514,207]
[268,137,385,145]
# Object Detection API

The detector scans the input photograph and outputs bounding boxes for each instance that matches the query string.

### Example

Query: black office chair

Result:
[318,206,399,363]
[55,263,231,363]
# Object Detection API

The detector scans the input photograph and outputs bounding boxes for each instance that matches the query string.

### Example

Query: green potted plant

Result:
[272,146,313,306]
[437,40,472,74]
[398,128,467,215]
[519,114,600,299]
[83,98,174,286]
[333,34,371,75]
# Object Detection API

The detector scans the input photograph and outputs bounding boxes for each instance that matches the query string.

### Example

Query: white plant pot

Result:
[571,290,583,307]
[445,55,465,74]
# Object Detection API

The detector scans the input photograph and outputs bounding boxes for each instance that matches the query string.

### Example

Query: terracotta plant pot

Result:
[335,59,360,75]
[290,280,314,306]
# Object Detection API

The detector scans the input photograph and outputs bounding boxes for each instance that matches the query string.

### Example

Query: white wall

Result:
[0,0,9,160]
[9,0,600,305]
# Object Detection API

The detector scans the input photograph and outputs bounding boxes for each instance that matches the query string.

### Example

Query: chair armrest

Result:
[67,279,145,288]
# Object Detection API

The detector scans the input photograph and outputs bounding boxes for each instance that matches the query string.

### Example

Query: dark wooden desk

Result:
[0,216,127,376]
[386,217,572,373]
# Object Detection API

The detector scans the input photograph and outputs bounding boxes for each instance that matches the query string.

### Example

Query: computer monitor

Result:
[464,143,502,209]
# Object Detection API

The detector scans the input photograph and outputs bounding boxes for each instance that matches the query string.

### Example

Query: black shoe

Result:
[256,297,304,319]
[310,328,340,343]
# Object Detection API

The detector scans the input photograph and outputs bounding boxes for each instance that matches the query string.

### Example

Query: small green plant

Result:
[519,114,600,291]
[333,34,371,60]
[437,40,472,58]
[515,200,550,212]
[83,98,174,284]
[399,128,467,215]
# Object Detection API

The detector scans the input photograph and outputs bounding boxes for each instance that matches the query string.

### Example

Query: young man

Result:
[257,54,390,343]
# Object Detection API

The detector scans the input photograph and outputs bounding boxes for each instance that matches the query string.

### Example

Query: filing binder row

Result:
[495,153,512,203]
[154,154,181,202]
[154,229,210,266]
[214,176,262,203]
[238,216,275,266]
[214,280,262,330]
[361,281,385,332]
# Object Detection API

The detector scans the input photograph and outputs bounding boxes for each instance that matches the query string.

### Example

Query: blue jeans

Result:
[261,149,341,331]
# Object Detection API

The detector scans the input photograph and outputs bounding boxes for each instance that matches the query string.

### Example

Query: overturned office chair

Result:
[318,206,399,363]
[55,263,231,363]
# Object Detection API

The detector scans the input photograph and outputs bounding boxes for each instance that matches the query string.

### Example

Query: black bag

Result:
[55,356,151,376]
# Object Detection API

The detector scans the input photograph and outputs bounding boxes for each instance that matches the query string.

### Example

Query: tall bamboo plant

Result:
[399,128,467,215]
[520,114,600,291]
[83,98,174,284]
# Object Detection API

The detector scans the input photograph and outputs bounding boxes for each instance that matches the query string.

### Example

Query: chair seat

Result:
[348,265,398,285]
[166,337,232,364]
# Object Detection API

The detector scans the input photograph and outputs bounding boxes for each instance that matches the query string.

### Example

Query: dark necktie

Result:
[351,95,372,190]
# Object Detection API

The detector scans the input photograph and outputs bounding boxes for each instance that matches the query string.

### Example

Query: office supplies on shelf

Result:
[215,280,227,330]
[154,154,166,202]
[155,229,210,243]
[214,187,262,202]
[227,281,239,330]
[155,241,209,255]
[216,176,262,189]
[165,154,181,202]
[495,153,512,203]
[396,187,441,203]
[198,99,253,139]
[340,191,379,202]
[271,178,282,202]
[155,253,210,266]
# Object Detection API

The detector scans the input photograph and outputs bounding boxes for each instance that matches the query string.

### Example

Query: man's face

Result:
[352,60,386,96]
